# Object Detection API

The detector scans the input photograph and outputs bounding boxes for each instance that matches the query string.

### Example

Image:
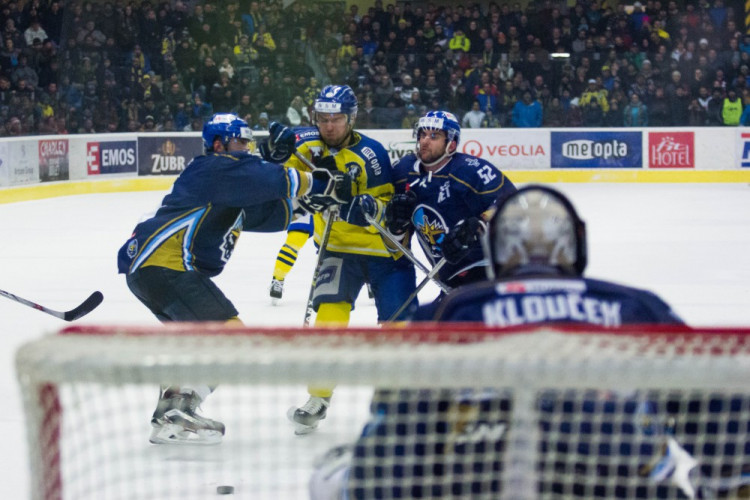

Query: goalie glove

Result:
[385,191,417,235]
[441,217,484,264]
[298,169,353,213]
[258,121,296,163]
[340,194,380,227]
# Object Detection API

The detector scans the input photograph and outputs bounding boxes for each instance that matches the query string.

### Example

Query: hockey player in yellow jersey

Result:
[286,85,417,434]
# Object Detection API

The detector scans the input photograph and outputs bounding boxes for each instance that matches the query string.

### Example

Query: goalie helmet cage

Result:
[15,324,750,500]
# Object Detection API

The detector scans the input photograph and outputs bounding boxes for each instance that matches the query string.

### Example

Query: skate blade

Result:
[286,406,320,435]
[149,423,223,445]
[271,297,280,306]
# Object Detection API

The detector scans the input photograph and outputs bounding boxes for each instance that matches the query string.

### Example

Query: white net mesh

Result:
[16,324,750,499]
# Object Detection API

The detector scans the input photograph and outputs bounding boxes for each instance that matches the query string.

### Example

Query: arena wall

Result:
[1,127,749,204]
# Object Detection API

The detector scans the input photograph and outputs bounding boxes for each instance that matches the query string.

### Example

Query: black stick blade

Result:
[63,291,104,321]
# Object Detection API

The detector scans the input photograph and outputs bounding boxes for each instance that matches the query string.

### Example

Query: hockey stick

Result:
[303,206,337,327]
[363,212,451,293]
[293,150,342,327]
[386,257,449,322]
[0,288,103,321]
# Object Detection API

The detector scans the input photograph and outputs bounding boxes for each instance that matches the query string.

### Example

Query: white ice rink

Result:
[2,182,750,498]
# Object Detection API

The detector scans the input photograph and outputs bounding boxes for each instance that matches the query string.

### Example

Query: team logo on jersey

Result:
[126,238,138,259]
[438,181,451,202]
[412,204,448,257]
[220,213,244,263]
[346,163,362,180]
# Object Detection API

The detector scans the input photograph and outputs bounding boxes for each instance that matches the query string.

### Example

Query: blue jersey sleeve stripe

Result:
[130,207,208,273]
[287,168,300,197]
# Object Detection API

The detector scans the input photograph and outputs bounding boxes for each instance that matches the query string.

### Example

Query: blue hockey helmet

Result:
[202,113,253,152]
[413,110,461,146]
[484,185,588,278]
[313,85,358,119]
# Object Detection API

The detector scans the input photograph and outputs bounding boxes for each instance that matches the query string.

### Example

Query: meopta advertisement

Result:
[551,131,642,168]
[87,141,137,175]
[137,136,202,176]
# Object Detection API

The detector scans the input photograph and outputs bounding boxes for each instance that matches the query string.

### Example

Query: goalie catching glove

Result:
[385,191,417,235]
[259,121,296,163]
[442,217,485,264]
[298,169,353,213]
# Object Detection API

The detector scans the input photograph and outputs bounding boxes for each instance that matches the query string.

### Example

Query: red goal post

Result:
[16,324,750,500]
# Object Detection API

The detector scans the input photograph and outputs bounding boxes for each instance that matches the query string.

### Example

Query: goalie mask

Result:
[413,110,461,167]
[484,185,587,277]
[202,113,253,152]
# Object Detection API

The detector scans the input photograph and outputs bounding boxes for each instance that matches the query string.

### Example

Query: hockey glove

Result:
[259,121,296,163]
[340,194,379,227]
[442,217,484,264]
[312,154,338,173]
[385,191,417,235]
[298,169,353,213]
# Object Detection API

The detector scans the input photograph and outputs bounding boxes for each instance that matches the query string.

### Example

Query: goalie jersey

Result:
[285,127,395,258]
[310,274,706,500]
[425,273,684,325]
[117,151,301,277]
[391,152,516,283]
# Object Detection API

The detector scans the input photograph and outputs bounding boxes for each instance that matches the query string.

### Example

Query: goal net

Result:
[16,324,750,500]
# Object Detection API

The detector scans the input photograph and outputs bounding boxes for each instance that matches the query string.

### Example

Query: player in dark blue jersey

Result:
[309,187,746,500]
[386,110,517,291]
[422,184,683,325]
[117,113,350,445]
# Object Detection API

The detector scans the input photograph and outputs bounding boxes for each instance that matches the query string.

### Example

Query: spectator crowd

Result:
[2,0,750,136]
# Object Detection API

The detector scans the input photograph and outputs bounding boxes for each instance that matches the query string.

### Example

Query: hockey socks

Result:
[273,230,310,281]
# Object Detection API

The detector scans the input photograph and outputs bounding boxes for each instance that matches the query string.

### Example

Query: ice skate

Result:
[287,396,330,435]
[149,389,225,445]
[366,283,375,300]
[270,278,284,304]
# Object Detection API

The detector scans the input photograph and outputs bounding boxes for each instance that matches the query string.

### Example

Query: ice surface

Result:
[2,183,750,498]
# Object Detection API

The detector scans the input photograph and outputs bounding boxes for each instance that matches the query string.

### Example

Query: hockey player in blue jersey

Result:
[386,110,517,291]
[117,113,351,445]
[423,184,684,324]
[308,186,737,500]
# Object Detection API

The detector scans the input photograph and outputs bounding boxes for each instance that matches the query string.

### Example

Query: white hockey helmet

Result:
[484,185,587,277]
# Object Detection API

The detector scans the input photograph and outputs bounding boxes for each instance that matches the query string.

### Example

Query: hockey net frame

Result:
[16,323,750,500]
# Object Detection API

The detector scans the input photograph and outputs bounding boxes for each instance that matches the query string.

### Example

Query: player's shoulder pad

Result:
[352,132,391,176]
[355,132,390,158]
[451,152,497,172]
[392,152,418,183]
[449,152,508,191]
[583,277,685,324]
